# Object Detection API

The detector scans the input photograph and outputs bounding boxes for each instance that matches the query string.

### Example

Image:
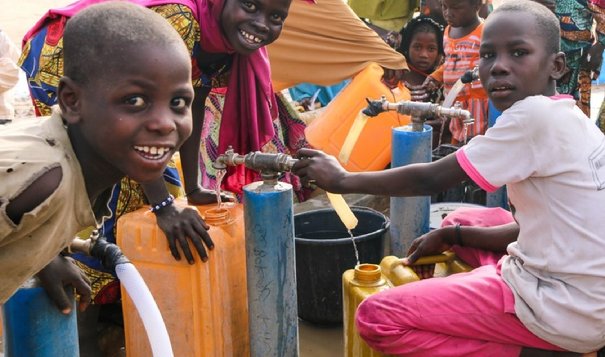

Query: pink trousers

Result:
[355,208,564,357]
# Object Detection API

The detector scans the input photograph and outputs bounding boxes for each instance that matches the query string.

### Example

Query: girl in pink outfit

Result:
[292,1,605,356]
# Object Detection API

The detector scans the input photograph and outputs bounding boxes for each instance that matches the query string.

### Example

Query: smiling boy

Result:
[292,1,605,355]
[0,2,193,307]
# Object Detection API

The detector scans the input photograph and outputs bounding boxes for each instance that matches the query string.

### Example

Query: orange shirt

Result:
[432,22,487,101]
[431,22,489,142]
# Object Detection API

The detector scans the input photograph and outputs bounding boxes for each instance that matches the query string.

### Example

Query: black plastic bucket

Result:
[294,206,390,324]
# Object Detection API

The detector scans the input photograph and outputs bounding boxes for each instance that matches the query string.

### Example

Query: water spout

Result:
[363,98,473,131]
[213,146,298,182]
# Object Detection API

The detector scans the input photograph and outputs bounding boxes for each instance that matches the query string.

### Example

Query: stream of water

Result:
[348,230,360,267]
[215,169,226,209]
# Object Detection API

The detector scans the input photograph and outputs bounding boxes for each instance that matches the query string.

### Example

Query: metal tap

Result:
[68,230,129,273]
[213,146,299,182]
[364,97,474,131]
[460,66,479,84]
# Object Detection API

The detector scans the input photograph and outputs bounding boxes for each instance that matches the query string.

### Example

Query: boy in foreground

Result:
[0,2,194,311]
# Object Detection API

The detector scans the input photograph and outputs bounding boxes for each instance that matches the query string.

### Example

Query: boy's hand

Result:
[402,228,452,278]
[154,204,214,264]
[292,148,349,193]
[37,255,91,314]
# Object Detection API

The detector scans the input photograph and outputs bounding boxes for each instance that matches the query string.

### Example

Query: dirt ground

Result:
[1,0,75,119]
[1,0,73,46]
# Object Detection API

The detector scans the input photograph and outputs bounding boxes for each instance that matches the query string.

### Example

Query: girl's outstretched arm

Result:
[292,148,467,197]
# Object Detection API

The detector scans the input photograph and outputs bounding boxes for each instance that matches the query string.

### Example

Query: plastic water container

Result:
[116,200,249,357]
[380,252,471,286]
[342,264,391,357]
[304,63,411,172]
[2,278,79,357]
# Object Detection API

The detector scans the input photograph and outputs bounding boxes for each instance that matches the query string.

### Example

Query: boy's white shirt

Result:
[461,95,605,352]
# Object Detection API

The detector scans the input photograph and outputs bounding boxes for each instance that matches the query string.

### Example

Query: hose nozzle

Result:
[89,235,130,273]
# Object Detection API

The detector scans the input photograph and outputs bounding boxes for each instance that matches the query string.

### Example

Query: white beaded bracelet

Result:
[150,194,175,213]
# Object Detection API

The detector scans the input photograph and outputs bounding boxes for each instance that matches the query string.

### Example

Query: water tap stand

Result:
[215,146,299,356]
[364,97,474,132]
[214,146,298,183]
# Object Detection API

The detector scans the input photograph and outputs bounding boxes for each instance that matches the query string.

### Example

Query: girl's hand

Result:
[154,204,214,264]
[385,31,402,49]
[405,82,431,102]
[420,76,442,93]
[185,187,235,206]
[292,148,349,193]
[382,68,406,89]
[402,228,453,278]
[37,255,91,314]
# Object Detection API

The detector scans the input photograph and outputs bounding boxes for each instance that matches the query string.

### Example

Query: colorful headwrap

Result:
[195,0,278,157]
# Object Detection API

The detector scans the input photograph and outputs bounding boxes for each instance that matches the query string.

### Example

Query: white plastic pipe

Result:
[115,263,173,357]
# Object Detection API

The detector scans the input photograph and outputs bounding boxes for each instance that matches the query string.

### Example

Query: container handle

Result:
[409,252,454,266]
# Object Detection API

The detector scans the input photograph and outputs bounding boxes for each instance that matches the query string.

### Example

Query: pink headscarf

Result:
[195,0,278,158]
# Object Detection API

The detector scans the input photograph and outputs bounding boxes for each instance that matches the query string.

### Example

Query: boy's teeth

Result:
[134,146,169,157]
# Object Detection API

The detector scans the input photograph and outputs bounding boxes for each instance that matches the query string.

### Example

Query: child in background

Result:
[422,0,489,144]
[0,29,19,125]
[398,15,446,147]
[0,1,193,313]
[293,1,605,355]
[556,0,605,119]
[399,16,444,94]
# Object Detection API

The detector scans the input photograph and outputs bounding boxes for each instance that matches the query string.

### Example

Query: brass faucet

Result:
[364,97,474,131]
[213,146,299,182]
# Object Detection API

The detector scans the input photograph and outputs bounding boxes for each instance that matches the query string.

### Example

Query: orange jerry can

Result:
[116,201,249,357]
[304,63,411,172]
[342,264,392,357]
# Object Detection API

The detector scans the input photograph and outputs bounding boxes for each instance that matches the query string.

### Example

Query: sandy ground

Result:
[1,0,75,119]
[1,0,74,46]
